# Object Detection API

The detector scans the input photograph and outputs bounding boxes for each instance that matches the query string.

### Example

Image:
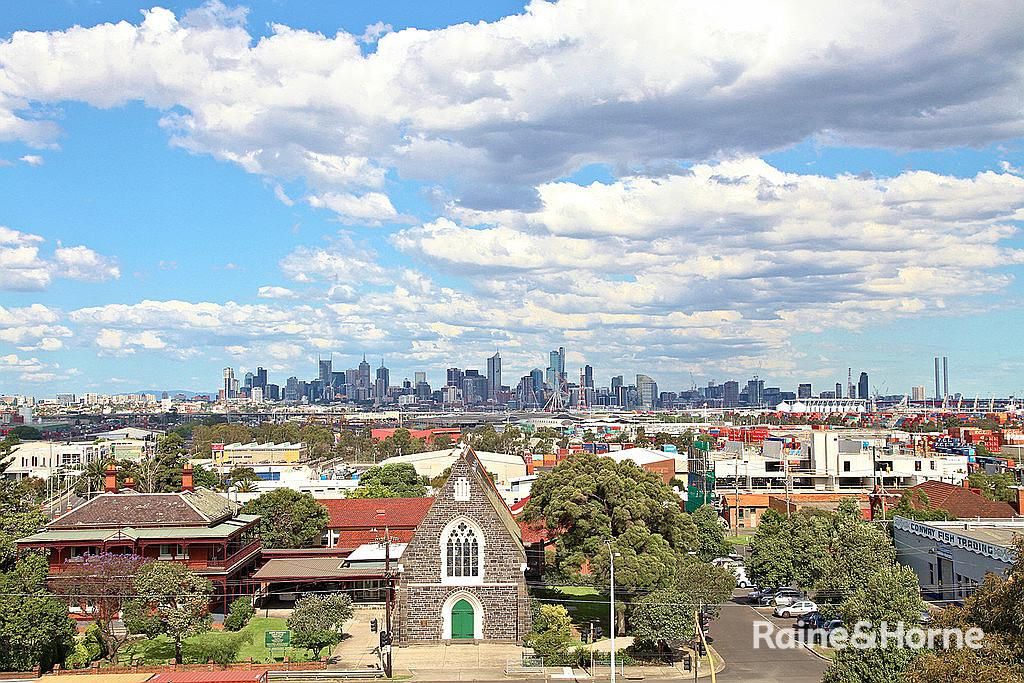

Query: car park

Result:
[774,600,818,618]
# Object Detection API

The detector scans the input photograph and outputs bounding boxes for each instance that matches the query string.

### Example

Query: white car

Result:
[730,564,753,588]
[774,600,818,618]
[711,555,744,567]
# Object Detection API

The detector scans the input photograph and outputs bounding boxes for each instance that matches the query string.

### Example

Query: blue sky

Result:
[1,0,1023,397]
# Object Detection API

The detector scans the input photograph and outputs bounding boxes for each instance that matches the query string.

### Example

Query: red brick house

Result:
[17,464,261,613]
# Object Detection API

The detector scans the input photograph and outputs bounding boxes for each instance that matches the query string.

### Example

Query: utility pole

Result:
[607,540,617,683]
[733,458,740,536]
[375,522,397,678]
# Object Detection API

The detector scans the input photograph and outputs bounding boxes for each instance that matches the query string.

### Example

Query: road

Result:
[710,595,828,683]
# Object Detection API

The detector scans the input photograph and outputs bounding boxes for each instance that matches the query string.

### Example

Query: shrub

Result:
[223,597,255,632]
[183,633,244,666]
[64,643,93,670]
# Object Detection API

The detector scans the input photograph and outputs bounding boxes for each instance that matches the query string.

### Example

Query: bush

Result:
[82,623,103,661]
[123,600,163,638]
[183,633,244,666]
[223,597,255,632]
[63,643,93,670]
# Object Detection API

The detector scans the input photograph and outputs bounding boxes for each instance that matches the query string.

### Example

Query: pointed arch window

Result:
[445,521,480,578]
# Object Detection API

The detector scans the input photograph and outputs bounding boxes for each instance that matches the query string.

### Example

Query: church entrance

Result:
[451,599,475,639]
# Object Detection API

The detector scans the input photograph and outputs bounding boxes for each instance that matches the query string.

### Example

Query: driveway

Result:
[710,593,828,683]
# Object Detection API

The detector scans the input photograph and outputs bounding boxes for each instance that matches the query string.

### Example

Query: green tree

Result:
[748,509,794,589]
[523,453,697,586]
[629,560,734,649]
[240,488,330,549]
[431,434,454,450]
[525,604,575,659]
[0,480,48,566]
[350,463,427,498]
[52,553,145,662]
[223,596,255,632]
[0,553,75,672]
[690,504,729,561]
[132,562,213,663]
[287,593,354,657]
[9,426,42,440]
[967,471,1018,503]
[822,565,925,683]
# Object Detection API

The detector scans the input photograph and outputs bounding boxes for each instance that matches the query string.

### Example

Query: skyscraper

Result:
[911,385,926,401]
[943,356,949,398]
[530,368,544,406]
[255,367,268,390]
[487,351,502,402]
[583,364,594,388]
[798,383,812,399]
[636,374,658,409]
[284,376,299,402]
[375,360,390,401]
[934,356,941,400]
[858,372,869,401]
[222,367,236,400]
[358,355,371,389]
[414,371,427,385]
[723,381,739,408]
[835,382,843,399]
[447,367,464,387]
[611,375,624,406]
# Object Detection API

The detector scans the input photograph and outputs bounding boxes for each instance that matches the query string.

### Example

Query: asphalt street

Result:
[710,594,829,683]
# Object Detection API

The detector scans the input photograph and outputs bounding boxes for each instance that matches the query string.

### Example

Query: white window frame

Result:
[439,516,485,585]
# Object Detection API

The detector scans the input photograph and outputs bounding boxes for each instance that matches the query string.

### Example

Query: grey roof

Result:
[252,558,384,581]
[49,487,236,529]
[17,514,260,545]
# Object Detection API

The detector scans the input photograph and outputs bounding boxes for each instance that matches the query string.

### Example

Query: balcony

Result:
[205,538,260,570]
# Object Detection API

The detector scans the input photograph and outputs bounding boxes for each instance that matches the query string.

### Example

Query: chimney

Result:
[104,463,118,494]
[182,462,194,492]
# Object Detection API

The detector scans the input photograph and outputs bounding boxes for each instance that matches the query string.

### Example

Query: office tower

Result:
[636,374,658,408]
[462,370,486,405]
[222,367,235,400]
[284,376,299,401]
[911,385,926,401]
[414,371,427,385]
[346,368,358,389]
[530,368,544,402]
[798,383,811,399]
[357,355,371,389]
[942,357,948,398]
[934,357,941,400]
[858,372,869,401]
[487,351,502,401]
[746,378,764,405]
[447,367,464,387]
[847,368,854,401]
[723,381,739,408]
[255,367,268,389]
[835,382,843,399]
[375,360,390,400]
[611,375,624,406]
[584,364,594,388]
[318,357,332,385]
[244,372,254,390]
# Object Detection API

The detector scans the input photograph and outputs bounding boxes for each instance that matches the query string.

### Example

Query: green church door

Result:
[451,599,475,639]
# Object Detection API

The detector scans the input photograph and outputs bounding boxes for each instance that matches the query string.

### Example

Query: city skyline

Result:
[2,2,1024,396]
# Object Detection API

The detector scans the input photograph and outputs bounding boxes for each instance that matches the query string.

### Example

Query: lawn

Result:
[532,585,610,634]
[124,617,315,665]
[726,534,753,546]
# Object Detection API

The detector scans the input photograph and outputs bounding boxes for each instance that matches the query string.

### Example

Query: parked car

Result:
[749,587,777,603]
[795,611,828,629]
[919,609,933,624]
[731,565,753,589]
[822,619,845,645]
[774,600,818,618]
[763,588,803,606]
[711,554,745,567]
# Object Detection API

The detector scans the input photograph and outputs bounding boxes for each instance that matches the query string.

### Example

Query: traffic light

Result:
[681,653,692,672]
[696,640,707,656]
[379,630,392,648]
[370,618,378,633]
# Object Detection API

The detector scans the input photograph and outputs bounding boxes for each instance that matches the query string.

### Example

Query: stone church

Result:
[395,444,531,643]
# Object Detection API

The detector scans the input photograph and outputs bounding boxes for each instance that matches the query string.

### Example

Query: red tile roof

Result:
[149,671,267,683]
[338,529,417,547]
[320,497,433,530]
[519,519,551,545]
[509,496,530,515]
[909,481,1017,519]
